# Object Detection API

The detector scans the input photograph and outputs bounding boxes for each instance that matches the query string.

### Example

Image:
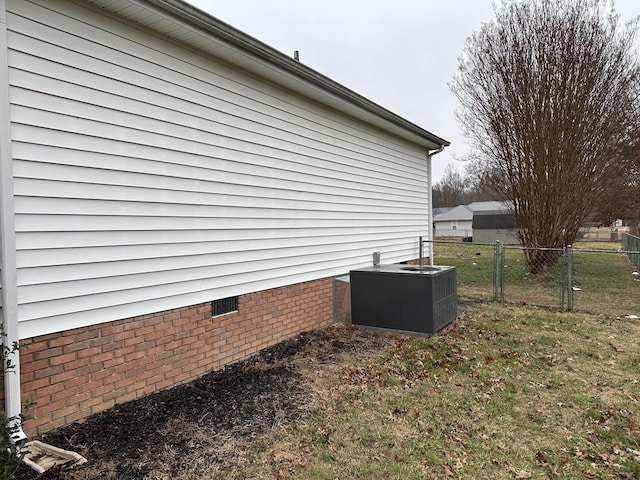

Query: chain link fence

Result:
[429,240,496,303]
[430,238,640,317]
[623,232,640,269]
[570,245,640,315]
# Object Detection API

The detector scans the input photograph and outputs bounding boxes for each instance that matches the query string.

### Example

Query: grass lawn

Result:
[571,245,640,316]
[216,304,640,479]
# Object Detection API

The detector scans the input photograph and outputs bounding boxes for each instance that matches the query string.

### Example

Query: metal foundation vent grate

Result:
[212,296,238,316]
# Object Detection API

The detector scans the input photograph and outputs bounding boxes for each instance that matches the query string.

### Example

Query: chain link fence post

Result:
[500,243,505,301]
[566,244,573,312]
[493,240,502,302]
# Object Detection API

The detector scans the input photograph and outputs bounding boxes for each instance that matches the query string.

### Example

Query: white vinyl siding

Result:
[7,0,430,338]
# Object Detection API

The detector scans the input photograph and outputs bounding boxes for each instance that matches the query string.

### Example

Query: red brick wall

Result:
[19,277,334,436]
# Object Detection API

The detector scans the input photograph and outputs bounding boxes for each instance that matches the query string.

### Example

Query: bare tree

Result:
[590,166,639,222]
[433,163,497,208]
[451,0,640,273]
[433,163,467,207]
[590,155,640,232]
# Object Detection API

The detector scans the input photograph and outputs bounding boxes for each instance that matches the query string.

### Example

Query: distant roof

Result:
[433,207,453,216]
[434,201,511,222]
[434,205,473,222]
[467,201,511,212]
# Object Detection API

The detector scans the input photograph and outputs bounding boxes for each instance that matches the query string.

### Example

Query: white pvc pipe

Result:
[0,0,26,444]
[426,144,445,265]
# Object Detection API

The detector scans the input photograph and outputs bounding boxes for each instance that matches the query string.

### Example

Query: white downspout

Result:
[0,0,26,443]
[426,145,445,266]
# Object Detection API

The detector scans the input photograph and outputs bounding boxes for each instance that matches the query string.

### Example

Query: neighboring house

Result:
[471,202,519,244]
[0,0,448,437]
[433,205,473,238]
[433,201,516,242]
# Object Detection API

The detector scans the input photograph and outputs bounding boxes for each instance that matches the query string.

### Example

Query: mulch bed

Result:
[15,325,395,480]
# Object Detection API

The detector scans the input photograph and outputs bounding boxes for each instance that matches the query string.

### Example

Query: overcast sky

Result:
[186,1,640,182]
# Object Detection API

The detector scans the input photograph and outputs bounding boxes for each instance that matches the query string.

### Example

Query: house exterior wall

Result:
[7,0,431,340]
[432,205,472,238]
[434,219,473,238]
[20,276,333,436]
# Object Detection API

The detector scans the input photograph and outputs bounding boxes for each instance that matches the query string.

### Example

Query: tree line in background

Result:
[433,162,640,234]
[431,163,495,208]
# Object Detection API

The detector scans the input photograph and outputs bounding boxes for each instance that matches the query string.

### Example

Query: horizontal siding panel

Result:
[6,0,433,338]
[13,0,424,161]
[11,125,426,200]
[15,215,424,231]
[15,226,423,250]
[14,177,426,214]
[14,197,424,219]
[10,85,423,188]
[16,259,358,339]
[9,74,424,185]
[18,248,418,323]
[8,52,416,177]
[7,6,426,179]
[18,241,415,303]
[9,108,425,201]
[16,232,417,272]
[13,145,424,204]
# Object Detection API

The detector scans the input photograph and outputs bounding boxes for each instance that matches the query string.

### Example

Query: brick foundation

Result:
[19,277,334,436]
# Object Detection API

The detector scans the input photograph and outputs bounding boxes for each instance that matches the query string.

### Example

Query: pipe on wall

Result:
[0,0,26,444]
[426,144,446,265]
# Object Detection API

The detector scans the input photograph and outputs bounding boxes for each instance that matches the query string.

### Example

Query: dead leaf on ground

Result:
[514,469,532,479]
[536,450,548,465]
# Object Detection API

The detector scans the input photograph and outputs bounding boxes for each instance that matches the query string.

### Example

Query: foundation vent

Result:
[212,296,238,316]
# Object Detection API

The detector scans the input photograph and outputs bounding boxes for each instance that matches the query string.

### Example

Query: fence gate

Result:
[500,244,567,310]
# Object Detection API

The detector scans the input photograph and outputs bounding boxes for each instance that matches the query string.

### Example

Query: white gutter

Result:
[426,145,446,265]
[0,0,25,443]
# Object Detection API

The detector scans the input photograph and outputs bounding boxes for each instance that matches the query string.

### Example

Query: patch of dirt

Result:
[15,325,397,480]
